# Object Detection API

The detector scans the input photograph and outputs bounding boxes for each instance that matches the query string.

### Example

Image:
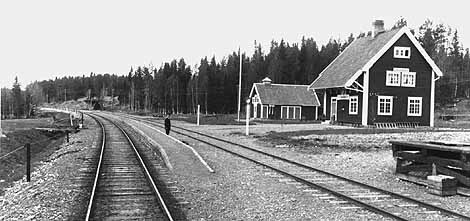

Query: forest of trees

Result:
[2,19,470,118]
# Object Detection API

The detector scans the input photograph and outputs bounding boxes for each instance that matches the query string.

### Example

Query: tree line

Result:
[2,19,470,118]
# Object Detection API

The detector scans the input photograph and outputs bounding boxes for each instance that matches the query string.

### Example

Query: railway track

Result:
[122,114,470,221]
[85,114,174,220]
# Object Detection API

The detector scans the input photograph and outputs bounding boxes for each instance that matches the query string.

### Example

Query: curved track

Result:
[85,113,173,221]
[124,114,470,221]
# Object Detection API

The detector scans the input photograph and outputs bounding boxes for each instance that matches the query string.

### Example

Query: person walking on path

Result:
[164,114,171,135]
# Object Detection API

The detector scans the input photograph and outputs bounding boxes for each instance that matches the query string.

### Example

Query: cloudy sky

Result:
[1,0,468,88]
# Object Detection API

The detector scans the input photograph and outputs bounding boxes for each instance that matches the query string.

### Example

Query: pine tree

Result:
[392,17,407,29]
[11,76,24,118]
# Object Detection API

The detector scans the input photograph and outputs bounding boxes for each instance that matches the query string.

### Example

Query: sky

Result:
[1,0,469,88]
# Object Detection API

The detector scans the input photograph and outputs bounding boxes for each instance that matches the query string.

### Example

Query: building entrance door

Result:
[331,97,337,121]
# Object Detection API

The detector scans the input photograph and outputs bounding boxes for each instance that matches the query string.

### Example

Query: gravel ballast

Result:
[3,112,468,220]
[172,120,470,218]
[118,116,391,220]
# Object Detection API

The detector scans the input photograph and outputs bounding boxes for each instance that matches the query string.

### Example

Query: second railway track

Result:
[122,114,470,221]
[85,113,174,220]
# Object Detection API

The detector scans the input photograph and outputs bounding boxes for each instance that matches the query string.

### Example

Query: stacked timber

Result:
[426,175,457,196]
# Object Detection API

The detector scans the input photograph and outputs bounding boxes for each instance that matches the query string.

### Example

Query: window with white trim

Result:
[377,96,393,116]
[268,105,274,115]
[349,96,358,115]
[288,106,295,119]
[394,46,410,59]
[385,68,416,88]
[262,105,269,118]
[281,106,288,119]
[281,106,302,119]
[386,71,400,86]
[401,72,416,87]
[408,97,422,116]
[294,106,301,119]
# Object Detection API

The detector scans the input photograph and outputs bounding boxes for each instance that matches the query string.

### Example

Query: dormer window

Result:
[394,47,410,59]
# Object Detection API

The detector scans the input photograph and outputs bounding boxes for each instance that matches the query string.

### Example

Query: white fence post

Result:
[246,101,250,136]
[197,105,200,126]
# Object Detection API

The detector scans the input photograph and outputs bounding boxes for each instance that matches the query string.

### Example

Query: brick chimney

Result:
[372,20,385,37]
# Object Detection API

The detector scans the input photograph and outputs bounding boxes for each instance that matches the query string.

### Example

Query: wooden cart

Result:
[390,140,470,188]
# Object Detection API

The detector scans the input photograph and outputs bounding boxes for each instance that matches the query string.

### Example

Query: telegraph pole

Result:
[237,47,242,121]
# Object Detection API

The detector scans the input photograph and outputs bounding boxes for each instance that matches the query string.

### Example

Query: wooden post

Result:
[66,131,70,143]
[197,105,200,126]
[26,143,31,182]
[246,101,250,136]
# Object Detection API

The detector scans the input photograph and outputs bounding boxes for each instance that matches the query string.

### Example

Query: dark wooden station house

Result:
[308,20,443,127]
[248,77,320,120]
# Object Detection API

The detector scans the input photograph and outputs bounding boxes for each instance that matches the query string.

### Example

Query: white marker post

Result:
[197,105,200,126]
[245,99,250,136]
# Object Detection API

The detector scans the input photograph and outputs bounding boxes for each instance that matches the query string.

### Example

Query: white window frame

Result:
[261,105,269,119]
[377,95,393,116]
[281,106,288,119]
[401,72,416,87]
[281,106,302,119]
[407,97,422,116]
[294,106,301,119]
[288,106,295,119]
[349,96,358,115]
[386,71,401,86]
[331,97,337,121]
[394,46,411,59]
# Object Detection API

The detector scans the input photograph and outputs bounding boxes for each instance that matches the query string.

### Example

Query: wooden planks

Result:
[391,140,470,189]
[390,140,470,154]
[426,175,457,196]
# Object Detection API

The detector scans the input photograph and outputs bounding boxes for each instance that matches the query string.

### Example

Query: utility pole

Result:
[205,91,208,115]
[111,88,114,110]
[237,47,242,121]
[64,88,67,101]
[88,89,91,110]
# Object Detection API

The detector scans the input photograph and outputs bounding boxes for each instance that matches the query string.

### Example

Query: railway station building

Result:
[308,20,443,127]
[248,77,320,120]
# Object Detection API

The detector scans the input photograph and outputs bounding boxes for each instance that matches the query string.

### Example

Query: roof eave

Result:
[308,84,348,90]
[308,37,360,90]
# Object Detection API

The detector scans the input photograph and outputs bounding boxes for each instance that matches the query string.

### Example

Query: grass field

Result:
[1,118,53,134]
[0,110,74,195]
[0,129,66,195]
[435,115,470,129]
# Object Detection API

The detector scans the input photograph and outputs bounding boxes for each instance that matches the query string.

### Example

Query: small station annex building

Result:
[248,77,320,120]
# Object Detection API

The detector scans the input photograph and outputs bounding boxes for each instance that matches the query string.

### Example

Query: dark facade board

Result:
[249,104,317,120]
[336,97,362,124]
[273,105,281,119]
[368,34,432,125]
[302,106,317,120]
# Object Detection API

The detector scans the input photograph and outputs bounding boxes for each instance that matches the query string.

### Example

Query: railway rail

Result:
[85,113,174,220]
[123,114,470,221]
